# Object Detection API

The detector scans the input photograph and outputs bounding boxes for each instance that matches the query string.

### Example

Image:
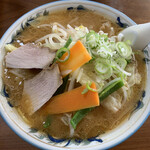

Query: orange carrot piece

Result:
[58,40,92,77]
[42,83,99,114]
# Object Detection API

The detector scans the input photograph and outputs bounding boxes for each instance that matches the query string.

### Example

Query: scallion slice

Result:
[97,45,113,58]
[54,36,72,63]
[55,47,70,62]
[95,58,112,80]
[86,30,99,49]
[82,81,98,94]
[115,57,127,69]
[81,88,89,94]
[116,41,132,59]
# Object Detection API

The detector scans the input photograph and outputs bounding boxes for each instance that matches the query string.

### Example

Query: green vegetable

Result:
[97,45,113,58]
[71,79,124,129]
[99,79,124,101]
[64,36,72,48]
[82,29,133,80]
[126,59,131,64]
[86,30,99,49]
[115,41,132,59]
[81,88,89,94]
[100,34,108,42]
[115,57,127,69]
[70,107,94,129]
[55,47,70,62]
[54,36,72,62]
[94,58,112,80]
[112,60,131,76]
[69,26,133,129]
[95,62,110,74]
[81,81,98,94]
[43,116,51,128]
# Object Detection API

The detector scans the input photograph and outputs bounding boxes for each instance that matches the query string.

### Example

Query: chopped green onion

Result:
[112,60,131,76]
[99,79,124,101]
[118,72,126,80]
[82,81,98,94]
[115,57,127,69]
[70,107,94,129]
[100,34,108,42]
[95,63,109,74]
[102,77,121,89]
[64,36,72,48]
[86,30,99,49]
[53,36,72,63]
[86,82,97,92]
[43,116,51,128]
[55,47,70,62]
[95,58,112,80]
[97,45,113,58]
[81,88,89,94]
[116,41,132,59]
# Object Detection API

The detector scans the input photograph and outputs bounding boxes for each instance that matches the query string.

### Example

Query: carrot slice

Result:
[58,40,92,77]
[41,82,99,114]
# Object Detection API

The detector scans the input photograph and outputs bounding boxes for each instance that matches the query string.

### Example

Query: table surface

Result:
[0,0,150,149]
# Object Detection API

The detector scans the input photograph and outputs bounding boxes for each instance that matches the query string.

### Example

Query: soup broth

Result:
[3,9,146,139]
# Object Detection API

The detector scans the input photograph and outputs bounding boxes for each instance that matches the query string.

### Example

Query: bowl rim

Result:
[0,0,149,150]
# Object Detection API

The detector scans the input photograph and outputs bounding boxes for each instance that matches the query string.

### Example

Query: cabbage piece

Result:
[101,95,122,113]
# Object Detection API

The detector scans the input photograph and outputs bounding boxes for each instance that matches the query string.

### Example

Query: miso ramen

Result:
[3,9,146,139]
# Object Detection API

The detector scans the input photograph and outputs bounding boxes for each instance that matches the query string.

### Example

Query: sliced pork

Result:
[5,43,55,69]
[21,64,62,115]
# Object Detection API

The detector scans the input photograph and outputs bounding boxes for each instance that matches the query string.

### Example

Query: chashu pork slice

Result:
[21,64,62,115]
[5,43,55,69]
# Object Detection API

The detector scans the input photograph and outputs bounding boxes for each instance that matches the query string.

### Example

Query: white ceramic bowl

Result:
[0,0,150,149]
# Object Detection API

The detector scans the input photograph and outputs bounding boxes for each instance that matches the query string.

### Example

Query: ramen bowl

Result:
[0,0,150,149]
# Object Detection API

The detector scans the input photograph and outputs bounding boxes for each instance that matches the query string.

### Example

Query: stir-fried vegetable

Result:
[53,26,133,129]
[58,40,92,77]
[70,78,124,129]
[41,83,99,115]
[33,24,135,131]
